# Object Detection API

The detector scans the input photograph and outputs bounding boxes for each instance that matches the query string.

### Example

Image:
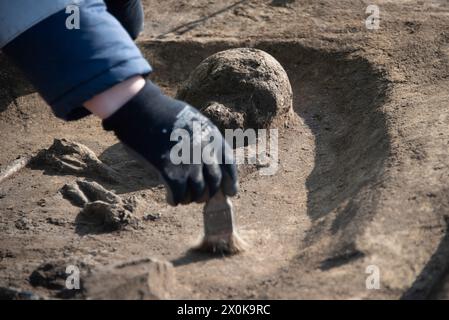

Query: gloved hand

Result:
[102,81,238,206]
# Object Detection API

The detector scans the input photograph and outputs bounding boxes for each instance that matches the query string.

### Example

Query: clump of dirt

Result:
[202,102,245,132]
[79,201,139,233]
[30,261,74,291]
[27,257,179,300]
[29,260,92,299]
[0,287,41,300]
[84,258,179,300]
[31,138,121,183]
[61,179,142,233]
[176,48,294,132]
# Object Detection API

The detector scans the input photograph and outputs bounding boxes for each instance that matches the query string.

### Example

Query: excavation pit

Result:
[0,39,391,299]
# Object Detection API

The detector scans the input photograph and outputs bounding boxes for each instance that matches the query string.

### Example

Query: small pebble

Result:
[143,212,161,221]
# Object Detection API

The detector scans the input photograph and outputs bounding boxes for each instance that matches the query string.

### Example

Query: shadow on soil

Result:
[283,44,392,255]
[171,250,225,267]
[99,143,162,194]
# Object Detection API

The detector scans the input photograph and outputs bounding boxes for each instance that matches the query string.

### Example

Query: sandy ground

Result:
[2,0,449,299]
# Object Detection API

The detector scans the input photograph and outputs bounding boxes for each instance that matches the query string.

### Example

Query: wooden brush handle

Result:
[203,191,235,237]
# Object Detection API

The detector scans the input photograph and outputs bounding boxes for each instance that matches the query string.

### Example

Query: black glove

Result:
[102,81,238,206]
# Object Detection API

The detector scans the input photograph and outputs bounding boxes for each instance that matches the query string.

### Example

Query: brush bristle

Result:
[194,233,247,255]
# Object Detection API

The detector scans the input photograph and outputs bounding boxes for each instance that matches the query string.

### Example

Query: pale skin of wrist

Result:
[83,75,146,119]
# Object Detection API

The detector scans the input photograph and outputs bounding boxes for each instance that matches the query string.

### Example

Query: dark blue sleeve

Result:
[105,0,144,40]
[2,0,151,121]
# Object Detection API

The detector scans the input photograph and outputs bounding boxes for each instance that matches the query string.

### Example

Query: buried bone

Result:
[0,156,31,185]
[176,48,294,132]
[60,179,141,232]
[61,179,121,207]
[32,138,121,183]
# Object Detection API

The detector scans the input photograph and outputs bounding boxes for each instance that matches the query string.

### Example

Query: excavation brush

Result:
[194,191,246,255]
